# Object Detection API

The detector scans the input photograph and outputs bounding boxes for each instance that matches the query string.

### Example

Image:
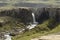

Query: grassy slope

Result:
[12,19,60,40]
[12,25,60,40]
[12,20,50,40]
[0,16,25,32]
[0,16,59,40]
[0,7,60,40]
[50,24,60,34]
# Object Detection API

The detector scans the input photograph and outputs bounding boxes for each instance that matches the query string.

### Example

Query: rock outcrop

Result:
[0,8,60,24]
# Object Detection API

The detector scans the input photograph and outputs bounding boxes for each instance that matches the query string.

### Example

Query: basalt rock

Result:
[0,8,60,24]
[0,8,33,25]
[35,8,60,23]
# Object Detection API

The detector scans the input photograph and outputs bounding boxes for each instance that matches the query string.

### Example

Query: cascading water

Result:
[4,34,11,40]
[3,12,38,40]
[27,12,38,29]
[32,13,36,23]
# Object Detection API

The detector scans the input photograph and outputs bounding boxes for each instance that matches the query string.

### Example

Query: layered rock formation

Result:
[0,8,60,24]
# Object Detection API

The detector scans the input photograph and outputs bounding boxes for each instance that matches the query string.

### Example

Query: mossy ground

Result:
[0,16,60,40]
[0,8,60,40]
[12,19,60,40]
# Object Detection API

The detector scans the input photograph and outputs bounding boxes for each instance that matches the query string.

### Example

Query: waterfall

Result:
[32,13,36,23]
[27,12,38,29]
[4,34,11,40]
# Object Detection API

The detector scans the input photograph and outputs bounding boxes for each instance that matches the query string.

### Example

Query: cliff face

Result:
[0,8,60,24]
[0,8,33,25]
[0,8,60,39]
[35,8,60,23]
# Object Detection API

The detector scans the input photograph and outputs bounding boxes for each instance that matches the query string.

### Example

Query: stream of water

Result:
[4,34,11,40]
[27,12,38,29]
[4,12,38,40]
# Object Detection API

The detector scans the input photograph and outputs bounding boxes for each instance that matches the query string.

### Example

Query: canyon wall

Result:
[0,8,60,24]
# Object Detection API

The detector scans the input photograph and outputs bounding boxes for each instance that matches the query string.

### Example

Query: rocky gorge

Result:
[0,8,60,40]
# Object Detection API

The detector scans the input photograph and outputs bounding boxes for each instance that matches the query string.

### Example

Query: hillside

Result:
[0,8,59,40]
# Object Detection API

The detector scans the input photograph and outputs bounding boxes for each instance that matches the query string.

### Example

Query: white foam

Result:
[27,24,37,29]
[4,34,11,40]
[27,13,38,29]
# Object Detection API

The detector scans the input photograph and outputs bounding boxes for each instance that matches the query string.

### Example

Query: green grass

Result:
[0,14,59,40]
[12,24,60,40]
[12,19,60,40]
[12,20,50,40]
[49,24,60,34]
[0,16,25,32]
[12,33,48,40]
[0,16,59,40]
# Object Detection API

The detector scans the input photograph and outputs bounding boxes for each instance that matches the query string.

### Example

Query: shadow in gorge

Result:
[47,8,60,30]
[47,19,59,30]
[55,8,60,23]
[35,8,60,30]
[0,8,59,30]
[36,8,49,24]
